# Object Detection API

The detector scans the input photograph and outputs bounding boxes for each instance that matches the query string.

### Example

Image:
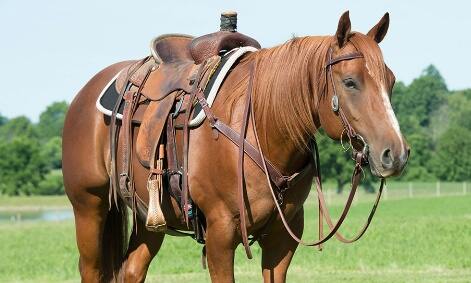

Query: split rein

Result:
[239,48,386,256]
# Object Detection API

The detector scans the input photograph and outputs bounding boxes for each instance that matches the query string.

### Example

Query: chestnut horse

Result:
[63,12,409,283]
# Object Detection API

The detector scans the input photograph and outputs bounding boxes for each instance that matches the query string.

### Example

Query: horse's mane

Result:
[224,33,386,150]
[246,36,332,149]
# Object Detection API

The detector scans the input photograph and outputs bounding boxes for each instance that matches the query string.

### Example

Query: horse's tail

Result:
[102,197,129,281]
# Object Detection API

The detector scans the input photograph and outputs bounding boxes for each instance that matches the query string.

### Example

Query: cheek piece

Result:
[325,47,369,164]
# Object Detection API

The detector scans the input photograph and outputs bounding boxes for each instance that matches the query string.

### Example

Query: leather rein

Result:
[191,47,386,257]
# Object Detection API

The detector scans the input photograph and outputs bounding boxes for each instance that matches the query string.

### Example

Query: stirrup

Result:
[145,178,167,232]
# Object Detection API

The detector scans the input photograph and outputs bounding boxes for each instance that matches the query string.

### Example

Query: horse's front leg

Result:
[205,214,238,283]
[259,208,304,283]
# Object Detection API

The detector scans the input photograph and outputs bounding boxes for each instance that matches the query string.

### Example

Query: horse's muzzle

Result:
[369,145,410,178]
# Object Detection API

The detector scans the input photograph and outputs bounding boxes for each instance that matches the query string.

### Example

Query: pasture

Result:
[0,189,470,282]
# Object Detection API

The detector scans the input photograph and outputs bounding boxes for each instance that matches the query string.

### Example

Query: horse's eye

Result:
[343,78,357,90]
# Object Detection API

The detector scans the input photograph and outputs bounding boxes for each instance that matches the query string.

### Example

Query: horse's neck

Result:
[250,36,331,173]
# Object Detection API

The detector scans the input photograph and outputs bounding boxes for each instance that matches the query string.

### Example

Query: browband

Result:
[326,50,364,68]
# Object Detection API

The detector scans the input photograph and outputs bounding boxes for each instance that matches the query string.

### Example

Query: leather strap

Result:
[166,112,182,204]
[109,58,148,208]
[237,66,255,258]
[119,67,152,207]
[314,47,384,244]
[326,48,361,140]
[325,51,363,67]
[182,64,207,225]
[250,98,363,246]
[194,88,313,193]
[119,90,137,198]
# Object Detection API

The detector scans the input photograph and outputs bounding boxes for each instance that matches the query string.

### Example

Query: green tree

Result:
[36,170,64,195]
[39,136,62,170]
[431,126,471,181]
[400,131,435,180]
[0,137,47,195]
[0,116,37,142]
[316,133,352,193]
[406,65,447,127]
[36,101,68,140]
[0,113,7,127]
[447,92,471,131]
[390,65,454,181]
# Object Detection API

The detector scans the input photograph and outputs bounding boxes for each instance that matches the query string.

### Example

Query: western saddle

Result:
[111,12,318,259]
[109,12,262,237]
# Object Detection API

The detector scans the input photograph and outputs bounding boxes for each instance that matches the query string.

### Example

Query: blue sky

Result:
[1,0,469,121]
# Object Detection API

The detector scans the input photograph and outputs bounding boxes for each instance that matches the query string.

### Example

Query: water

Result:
[0,209,73,223]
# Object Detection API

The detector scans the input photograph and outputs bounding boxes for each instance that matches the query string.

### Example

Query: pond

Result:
[0,209,73,223]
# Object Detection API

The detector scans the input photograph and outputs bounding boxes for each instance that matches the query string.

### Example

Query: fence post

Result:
[408,182,413,198]
[436,181,441,197]
[464,182,467,196]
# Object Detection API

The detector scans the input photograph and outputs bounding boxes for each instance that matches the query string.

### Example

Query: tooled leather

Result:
[135,92,177,168]
[145,179,167,231]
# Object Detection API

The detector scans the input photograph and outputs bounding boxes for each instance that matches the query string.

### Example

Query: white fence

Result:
[312,181,469,205]
[381,181,468,200]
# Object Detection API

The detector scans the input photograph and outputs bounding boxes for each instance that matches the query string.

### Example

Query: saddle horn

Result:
[220,11,237,32]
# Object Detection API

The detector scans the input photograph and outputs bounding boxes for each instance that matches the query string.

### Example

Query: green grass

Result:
[1,195,470,282]
[0,195,71,210]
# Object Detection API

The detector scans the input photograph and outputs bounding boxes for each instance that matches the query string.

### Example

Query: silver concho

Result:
[331,95,339,112]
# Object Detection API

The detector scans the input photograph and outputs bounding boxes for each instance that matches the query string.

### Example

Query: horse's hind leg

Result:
[68,186,109,282]
[120,217,165,283]
[259,209,304,283]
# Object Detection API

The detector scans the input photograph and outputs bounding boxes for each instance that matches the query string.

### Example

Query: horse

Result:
[63,11,409,283]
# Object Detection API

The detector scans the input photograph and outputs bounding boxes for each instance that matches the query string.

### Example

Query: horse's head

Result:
[318,11,409,178]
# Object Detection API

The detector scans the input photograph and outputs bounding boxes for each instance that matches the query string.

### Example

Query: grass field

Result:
[0,194,470,282]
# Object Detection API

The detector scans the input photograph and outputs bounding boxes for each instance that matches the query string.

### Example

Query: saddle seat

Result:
[150,32,261,65]
[150,34,194,64]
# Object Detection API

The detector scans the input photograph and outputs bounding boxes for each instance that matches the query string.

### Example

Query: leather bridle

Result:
[326,47,369,164]
[245,46,386,252]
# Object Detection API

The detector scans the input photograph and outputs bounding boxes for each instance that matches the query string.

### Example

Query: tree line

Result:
[0,65,469,195]
[0,102,67,195]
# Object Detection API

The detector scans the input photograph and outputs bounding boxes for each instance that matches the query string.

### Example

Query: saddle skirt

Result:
[95,46,257,127]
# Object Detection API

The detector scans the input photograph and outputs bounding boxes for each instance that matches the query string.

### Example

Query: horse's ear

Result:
[367,13,390,44]
[335,11,351,48]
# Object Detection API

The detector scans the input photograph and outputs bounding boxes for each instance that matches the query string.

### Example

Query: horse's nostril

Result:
[381,148,394,169]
